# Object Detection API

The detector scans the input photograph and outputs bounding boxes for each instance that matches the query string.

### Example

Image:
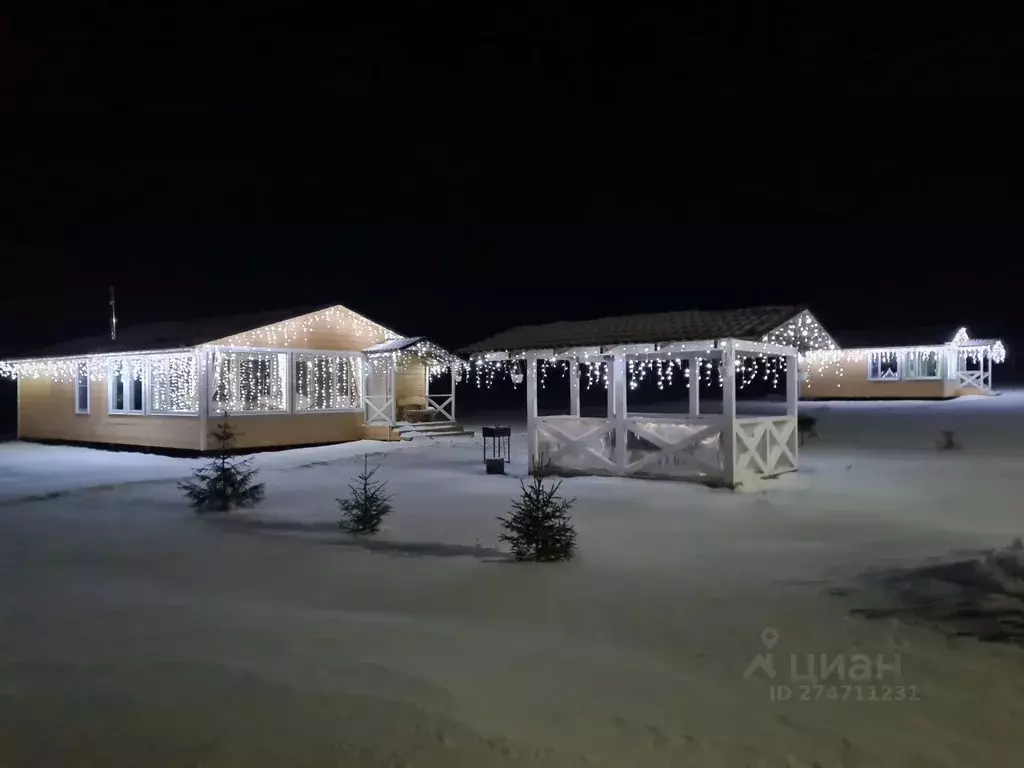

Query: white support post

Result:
[613,352,628,472]
[786,354,799,417]
[721,341,737,487]
[198,348,210,452]
[526,352,539,473]
[606,357,615,420]
[388,358,397,424]
[15,376,21,440]
[569,359,580,416]
[424,364,430,418]
[688,354,700,416]
[449,365,456,423]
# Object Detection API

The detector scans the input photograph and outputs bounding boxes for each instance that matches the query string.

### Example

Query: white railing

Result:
[534,413,799,484]
[624,416,725,479]
[427,393,454,422]
[957,369,990,392]
[536,417,616,473]
[364,394,394,425]
[536,415,726,480]
[733,416,798,479]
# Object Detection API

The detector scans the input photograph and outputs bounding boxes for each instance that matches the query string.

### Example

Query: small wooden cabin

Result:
[801,327,1006,400]
[0,304,466,452]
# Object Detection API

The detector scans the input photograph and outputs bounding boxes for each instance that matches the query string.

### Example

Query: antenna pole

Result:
[109,286,117,340]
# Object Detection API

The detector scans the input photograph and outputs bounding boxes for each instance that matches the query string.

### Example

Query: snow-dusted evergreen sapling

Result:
[337,453,394,534]
[179,413,265,512]
[797,414,817,446]
[498,473,577,562]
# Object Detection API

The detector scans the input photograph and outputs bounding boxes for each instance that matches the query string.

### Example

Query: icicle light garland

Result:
[465,320,1006,394]
[212,351,288,413]
[468,351,793,391]
[0,349,196,383]
[365,350,469,377]
[213,305,401,348]
[150,353,199,413]
[292,353,362,411]
[759,309,838,353]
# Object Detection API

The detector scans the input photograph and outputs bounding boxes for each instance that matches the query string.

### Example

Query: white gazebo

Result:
[465,306,829,487]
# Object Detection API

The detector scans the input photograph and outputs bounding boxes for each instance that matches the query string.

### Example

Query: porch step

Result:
[394,421,475,440]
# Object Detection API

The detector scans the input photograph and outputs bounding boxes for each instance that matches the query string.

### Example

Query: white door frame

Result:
[364,357,396,425]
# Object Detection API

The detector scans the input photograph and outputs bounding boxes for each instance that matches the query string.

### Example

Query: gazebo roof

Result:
[462,305,807,355]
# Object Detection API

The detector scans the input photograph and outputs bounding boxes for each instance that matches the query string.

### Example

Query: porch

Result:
[362,337,472,438]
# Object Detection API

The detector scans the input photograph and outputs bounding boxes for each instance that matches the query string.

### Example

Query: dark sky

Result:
[1,6,1021,358]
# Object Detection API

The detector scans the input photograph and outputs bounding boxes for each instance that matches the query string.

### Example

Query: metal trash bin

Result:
[482,425,511,474]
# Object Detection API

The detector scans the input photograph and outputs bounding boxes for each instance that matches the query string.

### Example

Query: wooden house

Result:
[801,326,1006,399]
[0,304,467,452]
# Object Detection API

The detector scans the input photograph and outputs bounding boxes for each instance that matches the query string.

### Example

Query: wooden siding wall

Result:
[395,360,427,405]
[228,412,364,449]
[362,424,404,441]
[802,356,954,399]
[18,376,201,450]
[209,307,393,352]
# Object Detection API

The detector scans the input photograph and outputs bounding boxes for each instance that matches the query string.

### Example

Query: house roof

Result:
[461,305,806,354]
[363,337,429,354]
[20,303,391,359]
[364,336,465,365]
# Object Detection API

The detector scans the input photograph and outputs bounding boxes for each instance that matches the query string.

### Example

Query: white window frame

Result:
[108,359,148,416]
[292,351,364,413]
[75,362,90,415]
[867,352,901,381]
[903,349,941,381]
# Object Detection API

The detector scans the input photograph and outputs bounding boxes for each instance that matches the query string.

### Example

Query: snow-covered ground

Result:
[2,394,1024,766]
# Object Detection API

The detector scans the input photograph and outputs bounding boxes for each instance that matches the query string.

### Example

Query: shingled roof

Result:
[21,303,395,359]
[462,305,806,354]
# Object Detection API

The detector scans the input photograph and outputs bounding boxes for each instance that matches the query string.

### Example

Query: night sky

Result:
[1,7,1021,363]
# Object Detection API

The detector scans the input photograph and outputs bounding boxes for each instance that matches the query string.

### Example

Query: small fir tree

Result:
[337,454,394,534]
[498,474,577,562]
[179,413,265,513]
[797,414,818,446]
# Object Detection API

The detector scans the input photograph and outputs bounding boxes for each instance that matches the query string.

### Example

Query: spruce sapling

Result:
[179,413,265,512]
[498,474,577,561]
[337,453,394,534]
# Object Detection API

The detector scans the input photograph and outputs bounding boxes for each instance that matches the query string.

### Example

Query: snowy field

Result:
[2,394,1024,766]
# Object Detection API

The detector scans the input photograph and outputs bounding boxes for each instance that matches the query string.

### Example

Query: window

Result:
[109,359,145,414]
[213,356,233,406]
[868,353,900,381]
[211,351,288,413]
[75,362,90,414]
[904,350,940,380]
[293,353,362,411]
[150,354,199,413]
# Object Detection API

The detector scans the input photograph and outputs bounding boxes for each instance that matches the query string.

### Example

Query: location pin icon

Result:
[761,627,780,649]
